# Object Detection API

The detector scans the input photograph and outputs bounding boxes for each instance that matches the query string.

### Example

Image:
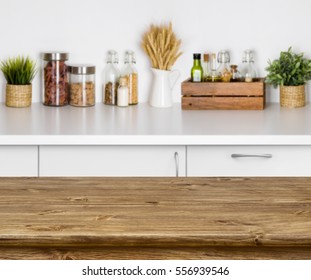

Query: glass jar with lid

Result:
[121,50,138,105]
[217,50,232,82]
[103,50,120,105]
[68,65,96,107]
[241,50,257,82]
[42,52,69,106]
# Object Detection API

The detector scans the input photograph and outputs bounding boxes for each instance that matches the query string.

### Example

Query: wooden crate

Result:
[181,78,266,110]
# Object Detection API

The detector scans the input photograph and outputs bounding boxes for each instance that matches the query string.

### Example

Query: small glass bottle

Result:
[202,53,211,82]
[230,65,241,82]
[117,77,129,107]
[206,53,221,82]
[68,64,96,107]
[121,51,138,105]
[241,50,257,82]
[191,53,203,82]
[103,50,120,105]
[42,52,69,106]
[217,50,232,82]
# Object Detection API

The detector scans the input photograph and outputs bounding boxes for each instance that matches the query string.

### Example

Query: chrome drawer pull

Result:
[174,152,179,177]
[231,154,272,159]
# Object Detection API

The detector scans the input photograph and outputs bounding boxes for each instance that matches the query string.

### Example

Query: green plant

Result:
[0,56,37,85]
[265,47,311,87]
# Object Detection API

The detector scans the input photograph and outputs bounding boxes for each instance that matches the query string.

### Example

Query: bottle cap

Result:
[107,50,119,63]
[217,50,230,63]
[243,49,255,63]
[203,53,209,62]
[119,77,127,86]
[193,53,201,60]
[125,50,136,64]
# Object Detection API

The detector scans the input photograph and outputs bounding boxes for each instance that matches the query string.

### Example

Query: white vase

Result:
[149,68,180,108]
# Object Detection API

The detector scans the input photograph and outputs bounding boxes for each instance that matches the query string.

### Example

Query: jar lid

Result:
[67,64,96,75]
[42,52,69,61]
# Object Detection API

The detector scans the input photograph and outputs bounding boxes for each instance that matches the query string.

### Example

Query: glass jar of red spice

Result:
[42,52,69,106]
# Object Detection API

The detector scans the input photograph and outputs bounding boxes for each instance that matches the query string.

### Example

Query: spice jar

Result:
[230,65,241,82]
[121,51,138,105]
[103,50,120,105]
[42,52,69,106]
[68,65,96,107]
[217,50,232,82]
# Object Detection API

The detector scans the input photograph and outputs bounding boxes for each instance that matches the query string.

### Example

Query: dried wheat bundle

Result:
[142,22,182,71]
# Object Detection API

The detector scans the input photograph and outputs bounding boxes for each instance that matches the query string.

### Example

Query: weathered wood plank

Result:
[0,177,311,259]
[181,79,265,96]
[182,97,265,110]
[1,246,311,260]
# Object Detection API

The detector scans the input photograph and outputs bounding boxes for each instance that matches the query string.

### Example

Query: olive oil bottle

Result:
[191,53,203,82]
[206,53,222,82]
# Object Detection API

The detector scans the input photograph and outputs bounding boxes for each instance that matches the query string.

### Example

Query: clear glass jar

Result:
[42,52,69,106]
[122,51,138,105]
[241,50,257,82]
[217,50,232,82]
[68,65,95,107]
[103,50,120,105]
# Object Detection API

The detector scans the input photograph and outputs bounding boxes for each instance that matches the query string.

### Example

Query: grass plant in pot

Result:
[266,47,311,108]
[0,56,37,108]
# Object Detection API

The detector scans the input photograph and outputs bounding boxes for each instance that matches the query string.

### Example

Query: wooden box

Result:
[181,78,266,110]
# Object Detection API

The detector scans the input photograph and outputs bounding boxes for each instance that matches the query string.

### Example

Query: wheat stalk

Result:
[142,22,182,71]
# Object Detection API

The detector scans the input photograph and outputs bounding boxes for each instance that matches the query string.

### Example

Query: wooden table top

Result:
[0,177,311,248]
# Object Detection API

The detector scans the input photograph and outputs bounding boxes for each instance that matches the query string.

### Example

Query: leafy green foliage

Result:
[265,47,311,87]
[0,56,37,85]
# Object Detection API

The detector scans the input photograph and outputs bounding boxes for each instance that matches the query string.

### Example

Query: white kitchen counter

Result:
[1,102,311,145]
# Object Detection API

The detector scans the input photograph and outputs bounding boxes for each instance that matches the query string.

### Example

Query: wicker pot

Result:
[280,85,305,108]
[5,84,32,108]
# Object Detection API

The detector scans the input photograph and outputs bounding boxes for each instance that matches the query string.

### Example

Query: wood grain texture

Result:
[181,79,265,110]
[182,96,264,110]
[0,177,311,259]
[181,79,265,96]
[1,246,311,260]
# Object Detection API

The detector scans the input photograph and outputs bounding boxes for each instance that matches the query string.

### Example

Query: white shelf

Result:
[1,102,311,145]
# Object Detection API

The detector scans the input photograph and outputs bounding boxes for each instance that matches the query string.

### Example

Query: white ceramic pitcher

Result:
[149,68,180,108]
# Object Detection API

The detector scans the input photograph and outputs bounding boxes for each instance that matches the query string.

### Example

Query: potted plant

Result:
[265,47,311,108]
[0,56,37,108]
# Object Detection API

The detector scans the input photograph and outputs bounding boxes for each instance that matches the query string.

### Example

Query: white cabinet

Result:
[39,145,186,177]
[187,146,311,177]
[0,146,38,177]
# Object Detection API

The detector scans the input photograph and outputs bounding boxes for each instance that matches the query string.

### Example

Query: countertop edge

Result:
[1,135,311,146]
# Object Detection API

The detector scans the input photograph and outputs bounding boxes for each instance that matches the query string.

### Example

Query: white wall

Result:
[0,0,310,103]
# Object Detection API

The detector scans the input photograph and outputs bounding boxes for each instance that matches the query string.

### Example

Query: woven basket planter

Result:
[5,84,32,108]
[280,85,305,108]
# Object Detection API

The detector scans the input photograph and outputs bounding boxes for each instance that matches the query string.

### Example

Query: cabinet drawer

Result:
[40,146,185,177]
[187,146,311,176]
[0,146,38,177]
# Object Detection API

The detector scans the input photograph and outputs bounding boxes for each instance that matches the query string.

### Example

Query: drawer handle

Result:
[231,154,272,159]
[174,152,179,177]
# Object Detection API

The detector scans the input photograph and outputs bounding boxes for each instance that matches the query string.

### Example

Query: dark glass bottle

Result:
[191,53,203,82]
